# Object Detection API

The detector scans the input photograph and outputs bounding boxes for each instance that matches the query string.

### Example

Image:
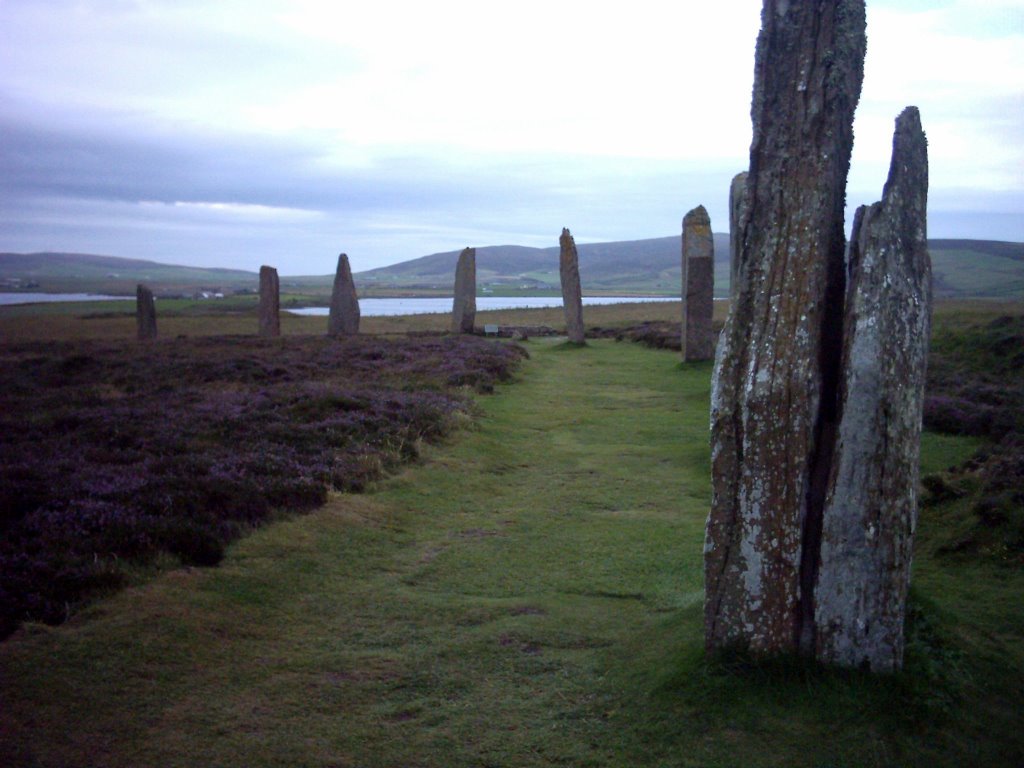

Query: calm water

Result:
[289,296,680,317]
[0,292,685,316]
[0,292,133,306]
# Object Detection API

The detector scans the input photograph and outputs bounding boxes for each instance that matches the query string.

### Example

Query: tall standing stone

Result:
[451,247,476,334]
[681,205,715,362]
[705,0,867,657]
[814,107,931,672]
[728,172,749,300]
[136,283,157,340]
[559,228,585,345]
[258,265,280,338]
[328,253,360,336]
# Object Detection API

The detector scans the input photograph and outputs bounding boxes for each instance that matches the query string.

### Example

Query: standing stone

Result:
[258,265,280,338]
[728,172,749,300]
[814,107,931,672]
[559,228,585,344]
[681,205,715,362]
[328,253,360,336]
[451,247,476,334]
[136,283,157,340]
[705,0,867,657]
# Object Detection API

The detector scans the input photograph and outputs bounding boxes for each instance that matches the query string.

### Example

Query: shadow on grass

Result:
[599,594,980,766]
[550,339,589,351]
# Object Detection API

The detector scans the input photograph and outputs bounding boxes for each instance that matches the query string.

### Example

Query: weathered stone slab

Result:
[258,265,280,338]
[136,283,157,340]
[451,247,476,334]
[814,107,931,672]
[705,0,866,656]
[328,253,360,336]
[728,171,749,299]
[559,228,585,344]
[681,205,715,362]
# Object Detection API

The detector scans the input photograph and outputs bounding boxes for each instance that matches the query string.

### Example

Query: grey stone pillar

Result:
[451,247,476,334]
[328,253,360,336]
[728,171,749,300]
[681,205,715,361]
[559,228,585,344]
[706,0,866,658]
[258,265,280,338]
[814,107,931,672]
[136,283,157,340]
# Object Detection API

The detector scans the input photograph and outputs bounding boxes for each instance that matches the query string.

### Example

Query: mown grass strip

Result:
[1,337,1021,768]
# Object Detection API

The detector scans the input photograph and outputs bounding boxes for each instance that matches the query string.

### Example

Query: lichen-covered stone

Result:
[258,265,280,338]
[681,205,715,362]
[728,172,749,300]
[814,107,931,672]
[559,228,585,344]
[451,247,476,334]
[136,283,157,340]
[705,0,866,656]
[328,253,360,336]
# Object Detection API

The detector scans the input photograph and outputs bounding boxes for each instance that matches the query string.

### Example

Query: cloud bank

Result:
[1,0,1021,274]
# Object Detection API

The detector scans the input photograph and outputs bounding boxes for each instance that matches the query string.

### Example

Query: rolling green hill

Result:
[3,237,1022,299]
[929,239,1024,300]
[0,252,259,296]
[356,236,1024,299]
[356,235,731,296]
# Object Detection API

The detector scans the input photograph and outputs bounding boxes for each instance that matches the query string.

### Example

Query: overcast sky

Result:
[1,0,1021,275]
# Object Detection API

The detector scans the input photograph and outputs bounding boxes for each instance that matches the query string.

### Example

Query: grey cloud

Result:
[0,107,476,213]
[2,96,1018,274]
[0,100,721,270]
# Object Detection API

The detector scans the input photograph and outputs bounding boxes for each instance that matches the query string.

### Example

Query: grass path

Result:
[1,338,1019,767]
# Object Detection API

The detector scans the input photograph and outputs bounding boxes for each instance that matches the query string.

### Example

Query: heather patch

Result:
[925,314,1024,438]
[922,315,1024,564]
[0,334,526,637]
[587,320,726,352]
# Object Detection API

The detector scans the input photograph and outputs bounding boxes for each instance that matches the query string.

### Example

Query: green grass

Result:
[931,249,1024,300]
[2,334,1022,766]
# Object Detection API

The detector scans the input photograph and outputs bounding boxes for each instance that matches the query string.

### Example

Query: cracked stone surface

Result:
[728,172,749,300]
[328,253,360,336]
[705,0,867,657]
[814,107,931,672]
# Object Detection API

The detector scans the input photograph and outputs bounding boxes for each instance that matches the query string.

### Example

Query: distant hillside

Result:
[0,252,259,296]
[356,236,1024,300]
[928,240,1024,300]
[3,237,1022,300]
[356,235,732,296]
